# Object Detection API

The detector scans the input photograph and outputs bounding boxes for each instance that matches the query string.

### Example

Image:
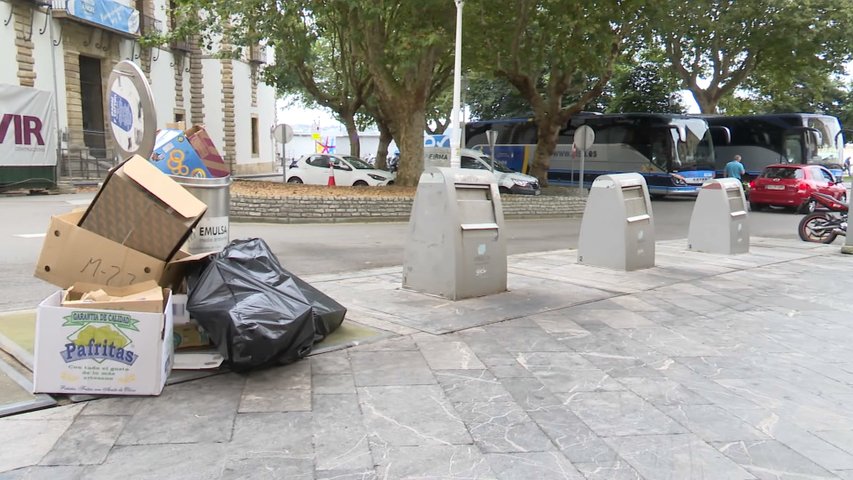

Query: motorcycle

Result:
[798,192,848,244]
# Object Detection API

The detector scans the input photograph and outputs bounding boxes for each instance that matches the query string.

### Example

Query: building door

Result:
[79,55,106,158]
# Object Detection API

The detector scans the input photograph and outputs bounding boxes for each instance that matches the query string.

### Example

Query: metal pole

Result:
[579,150,585,195]
[47,6,64,179]
[450,0,464,169]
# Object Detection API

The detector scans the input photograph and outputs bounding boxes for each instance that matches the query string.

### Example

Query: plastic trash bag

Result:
[186,238,346,369]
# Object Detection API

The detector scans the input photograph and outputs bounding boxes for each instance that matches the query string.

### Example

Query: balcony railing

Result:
[170,38,193,52]
[139,13,161,35]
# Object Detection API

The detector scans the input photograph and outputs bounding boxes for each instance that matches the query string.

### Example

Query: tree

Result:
[333,1,454,186]
[467,0,644,185]
[606,61,686,114]
[168,0,372,157]
[466,73,532,121]
[653,0,853,114]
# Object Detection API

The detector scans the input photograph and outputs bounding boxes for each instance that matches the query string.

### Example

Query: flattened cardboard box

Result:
[79,155,207,261]
[35,210,167,289]
[151,129,212,178]
[33,287,174,396]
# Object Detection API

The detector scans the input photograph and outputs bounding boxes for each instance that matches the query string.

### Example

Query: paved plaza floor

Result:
[2,238,853,479]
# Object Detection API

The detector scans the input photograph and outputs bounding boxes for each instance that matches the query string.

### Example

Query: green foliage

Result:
[606,61,686,114]
[651,0,853,113]
[466,73,532,121]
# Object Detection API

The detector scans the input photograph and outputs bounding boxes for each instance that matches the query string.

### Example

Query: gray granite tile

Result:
[484,452,583,479]
[500,376,563,412]
[617,376,711,406]
[580,310,656,329]
[526,405,617,464]
[514,351,597,369]
[359,385,471,446]
[573,460,643,480]
[238,387,312,413]
[315,468,378,480]
[488,362,536,378]
[454,401,555,453]
[565,391,687,437]
[488,326,569,353]
[314,394,373,472]
[220,456,313,480]
[713,439,838,480]
[605,434,755,480]
[662,404,768,442]
[837,471,853,480]
[0,417,76,473]
[418,340,486,370]
[230,412,313,454]
[243,360,311,389]
[350,350,435,386]
[116,373,244,445]
[79,397,145,416]
[313,373,356,394]
[373,445,495,479]
[83,443,229,480]
[309,350,352,374]
[40,416,126,466]
[435,370,513,404]
[527,365,624,394]
[0,466,87,480]
[351,336,418,351]
[815,430,853,455]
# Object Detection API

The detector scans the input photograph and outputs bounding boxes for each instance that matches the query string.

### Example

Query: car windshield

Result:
[762,167,803,180]
[343,156,374,169]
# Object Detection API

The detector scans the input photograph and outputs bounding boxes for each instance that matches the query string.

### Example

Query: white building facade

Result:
[0,0,277,185]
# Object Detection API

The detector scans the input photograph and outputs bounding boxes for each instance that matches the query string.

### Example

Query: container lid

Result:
[107,60,157,160]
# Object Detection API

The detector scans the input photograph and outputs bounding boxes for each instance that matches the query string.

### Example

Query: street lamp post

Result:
[450,0,464,169]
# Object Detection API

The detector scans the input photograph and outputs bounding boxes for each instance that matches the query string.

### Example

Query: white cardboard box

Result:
[33,290,174,396]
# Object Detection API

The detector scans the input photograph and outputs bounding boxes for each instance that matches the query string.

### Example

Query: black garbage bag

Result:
[186,238,346,369]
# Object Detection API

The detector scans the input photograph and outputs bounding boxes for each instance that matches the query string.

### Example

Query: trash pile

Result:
[29,60,345,397]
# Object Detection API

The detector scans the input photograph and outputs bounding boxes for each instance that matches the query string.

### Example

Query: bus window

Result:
[783,134,802,164]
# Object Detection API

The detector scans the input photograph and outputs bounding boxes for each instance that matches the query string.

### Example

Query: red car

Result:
[748,164,847,213]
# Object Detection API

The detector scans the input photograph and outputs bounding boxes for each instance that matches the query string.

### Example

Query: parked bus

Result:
[465,113,717,197]
[703,114,845,181]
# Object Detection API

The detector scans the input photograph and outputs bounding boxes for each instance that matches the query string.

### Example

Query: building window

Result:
[251,116,259,156]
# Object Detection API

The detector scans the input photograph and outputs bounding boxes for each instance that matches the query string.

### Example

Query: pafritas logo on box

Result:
[60,311,139,365]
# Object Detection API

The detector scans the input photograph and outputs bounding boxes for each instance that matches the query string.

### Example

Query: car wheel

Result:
[353,180,369,187]
[749,201,762,212]
[287,177,303,184]
[798,198,816,214]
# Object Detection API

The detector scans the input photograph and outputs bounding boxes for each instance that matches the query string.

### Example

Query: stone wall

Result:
[231,194,586,223]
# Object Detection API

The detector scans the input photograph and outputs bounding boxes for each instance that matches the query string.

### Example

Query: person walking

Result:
[725,154,746,180]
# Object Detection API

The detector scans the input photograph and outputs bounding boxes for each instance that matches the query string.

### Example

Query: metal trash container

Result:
[171,175,232,253]
[688,178,749,254]
[577,173,655,271]
[403,167,507,300]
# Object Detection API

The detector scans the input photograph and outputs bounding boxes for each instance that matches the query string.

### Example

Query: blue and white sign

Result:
[66,0,140,36]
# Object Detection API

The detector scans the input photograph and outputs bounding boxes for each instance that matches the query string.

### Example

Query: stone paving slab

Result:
[2,238,853,479]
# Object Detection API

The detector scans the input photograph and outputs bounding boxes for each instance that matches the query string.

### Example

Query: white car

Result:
[424,147,541,195]
[286,154,395,186]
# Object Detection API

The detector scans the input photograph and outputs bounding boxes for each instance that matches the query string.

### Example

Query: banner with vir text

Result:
[0,84,56,167]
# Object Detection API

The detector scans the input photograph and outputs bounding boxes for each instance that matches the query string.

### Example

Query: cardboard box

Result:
[79,155,207,261]
[151,129,212,178]
[186,125,229,178]
[33,286,174,396]
[173,321,211,350]
[35,210,167,289]
[63,281,163,313]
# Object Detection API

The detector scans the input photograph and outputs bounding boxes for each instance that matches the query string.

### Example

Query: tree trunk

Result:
[689,88,719,114]
[392,105,426,186]
[374,120,393,170]
[343,116,360,158]
[528,120,560,187]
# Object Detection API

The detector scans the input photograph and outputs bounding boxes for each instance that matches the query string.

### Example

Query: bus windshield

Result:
[670,118,715,172]
[806,116,842,167]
